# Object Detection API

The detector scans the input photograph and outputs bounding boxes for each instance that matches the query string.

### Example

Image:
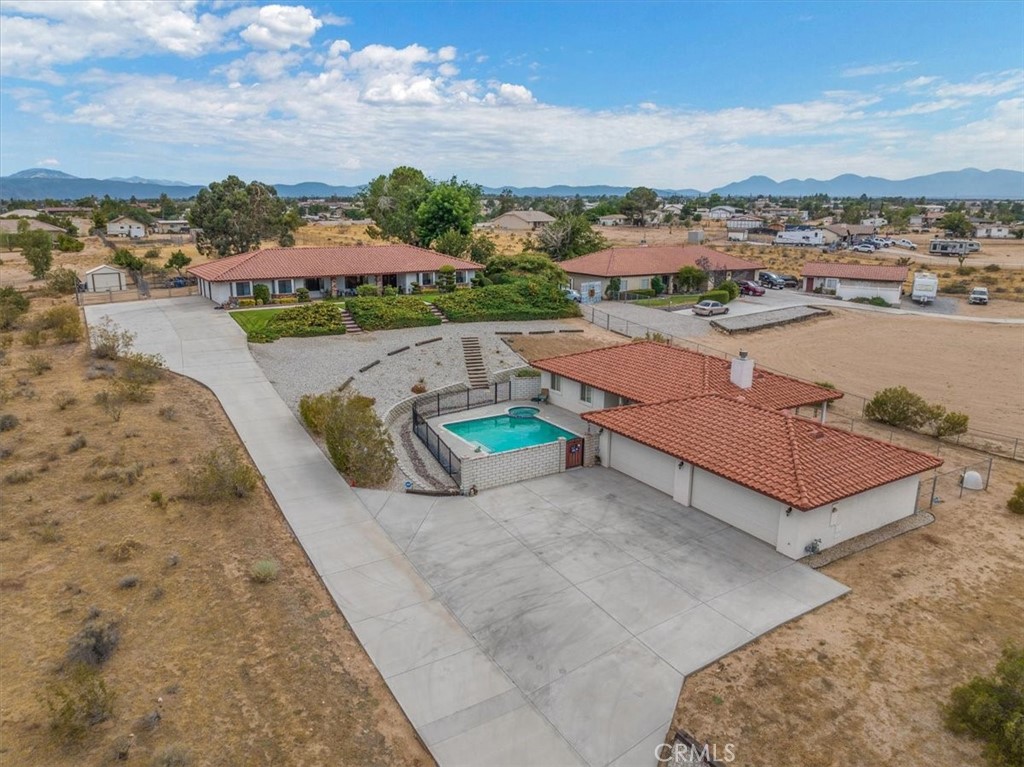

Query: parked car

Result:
[758,272,786,289]
[851,243,876,253]
[692,300,729,316]
[779,274,800,288]
[164,276,187,288]
[562,287,582,303]
[968,287,989,305]
[737,279,765,296]
[895,238,917,250]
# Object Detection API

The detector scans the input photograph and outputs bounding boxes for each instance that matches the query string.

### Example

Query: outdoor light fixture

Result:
[786,506,792,516]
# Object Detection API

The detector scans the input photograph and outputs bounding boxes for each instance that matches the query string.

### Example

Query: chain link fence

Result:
[917,458,992,511]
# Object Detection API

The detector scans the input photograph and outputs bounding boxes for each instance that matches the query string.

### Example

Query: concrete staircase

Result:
[340,308,363,334]
[461,337,490,389]
[427,303,449,323]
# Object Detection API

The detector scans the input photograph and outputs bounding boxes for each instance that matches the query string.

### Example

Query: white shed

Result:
[107,216,146,238]
[84,264,127,292]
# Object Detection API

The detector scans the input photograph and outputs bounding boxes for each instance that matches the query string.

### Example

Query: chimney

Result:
[730,350,754,390]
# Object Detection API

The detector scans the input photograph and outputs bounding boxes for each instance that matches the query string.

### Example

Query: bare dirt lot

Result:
[505,319,627,361]
[0,298,430,766]
[704,309,1024,436]
[672,459,1024,767]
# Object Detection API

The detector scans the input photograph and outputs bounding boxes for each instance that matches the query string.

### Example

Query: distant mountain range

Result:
[1,167,1021,201]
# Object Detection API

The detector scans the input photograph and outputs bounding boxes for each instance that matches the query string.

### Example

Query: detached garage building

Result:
[83,264,127,292]
[534,342,942,559]
[801,262,909,304]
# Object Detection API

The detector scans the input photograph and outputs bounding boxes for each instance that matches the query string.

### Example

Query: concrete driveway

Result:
[85,297,849,767]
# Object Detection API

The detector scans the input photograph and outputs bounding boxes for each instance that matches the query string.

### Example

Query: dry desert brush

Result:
[43,663,117,743]
[183,445,261,504]
[299,390,396,487]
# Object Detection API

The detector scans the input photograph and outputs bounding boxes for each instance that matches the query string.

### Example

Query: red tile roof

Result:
[801,262,909,282]
[534,341,841,410]
[560,246,761,277]
[583,395,942,510]
[188,245,481,282]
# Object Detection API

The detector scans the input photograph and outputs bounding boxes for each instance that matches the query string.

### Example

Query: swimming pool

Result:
[443,412,578,454]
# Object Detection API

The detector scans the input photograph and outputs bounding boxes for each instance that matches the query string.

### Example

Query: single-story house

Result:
[707,206,738,220]
[560,245,761,301]
[1,208,40,219]
[823,223,877,246]
[532,342,941,558]
[491,210,556,231]
[725,214,764,230]
[83,264,128,292]
[154,219,190,234]
[188,245,482,303]
[974,223,1012,239]
[107,216,146,238]
[598,214,628,227]
[0,218,66,240]
[801,262,909,303]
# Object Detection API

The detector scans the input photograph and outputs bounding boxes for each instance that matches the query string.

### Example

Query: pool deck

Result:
[430,401,594,460]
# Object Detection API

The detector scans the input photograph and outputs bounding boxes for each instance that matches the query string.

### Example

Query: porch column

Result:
[820,401,828,424]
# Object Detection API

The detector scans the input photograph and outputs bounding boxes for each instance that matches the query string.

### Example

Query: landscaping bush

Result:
[943,643,1024,766]
[434,281,580,322]
[935,410,970,438]
[238,298,256,307]
[44,663,116,743]
[1007,483,1024,515]
[323,393,396,487]
[183,445,260,504]
[298,392,341,436]
[864,386,932,429]
[355,284,379,297]
[0,285,30,330]
[850,296,891,308]
[275,296,298,305]
[295,287,310,302]
[260,303,346,341]
[717,280,740,301]
[625,288,656,298]
[252,284,270,305]
[697,290,730,304]
[46,267,81,294]
[346,296,440,331]
[437,264,457,293]
[651,276,664,295]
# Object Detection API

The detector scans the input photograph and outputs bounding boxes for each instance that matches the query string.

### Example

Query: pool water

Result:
[443,414,578,454]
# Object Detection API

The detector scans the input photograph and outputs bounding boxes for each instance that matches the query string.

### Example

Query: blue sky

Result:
[0,1,1021,189]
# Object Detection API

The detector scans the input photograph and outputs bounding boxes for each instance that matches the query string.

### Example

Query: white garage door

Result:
[690,469,780,545]
[608,435,676,496]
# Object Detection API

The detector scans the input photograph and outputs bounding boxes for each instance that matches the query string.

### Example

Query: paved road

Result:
[85,297,849,767]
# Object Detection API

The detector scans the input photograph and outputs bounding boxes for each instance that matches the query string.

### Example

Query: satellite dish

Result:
[962,471,984,491]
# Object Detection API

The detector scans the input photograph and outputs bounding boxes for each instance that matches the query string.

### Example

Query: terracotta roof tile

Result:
[534,342,841,410]
[560,246,761,277]
[582,395,943,510]
[188,245,481,282]
[801,262,909,282]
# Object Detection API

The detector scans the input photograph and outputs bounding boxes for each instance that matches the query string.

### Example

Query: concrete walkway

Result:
[85,298,849,767]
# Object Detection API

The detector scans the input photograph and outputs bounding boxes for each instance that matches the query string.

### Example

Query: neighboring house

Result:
[974,223,1012,238]
[707,206,738,220]
[823,223,876,245]
[725,214,764,230]
[560,245,761,301]
[107,216,146,238]
[491,210,556,231]
[154,219,190,234]
[188,245,482,303]
[533,342,941,559]
[801,262,909,303]
[1,208,41,218]
[861,217,888,227]
[83,264,127,292]
[0,218,66,240]
[597,214,628,227]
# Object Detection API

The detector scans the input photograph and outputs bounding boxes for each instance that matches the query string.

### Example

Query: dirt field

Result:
[0,298,431,766]
[701,309,1024,436]
[672,460,1024,767]
[505,319,627,361]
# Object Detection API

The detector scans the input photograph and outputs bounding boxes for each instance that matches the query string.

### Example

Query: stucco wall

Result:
[541,371,602,415]
[691,468,782,546]
[606,433,677,496]
[837,281,902,304]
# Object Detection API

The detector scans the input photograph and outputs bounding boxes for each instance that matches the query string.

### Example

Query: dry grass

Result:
[0,298,432,766]
[504,319,627,360]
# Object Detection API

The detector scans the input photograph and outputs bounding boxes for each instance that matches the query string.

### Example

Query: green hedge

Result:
[625,288,656,298]
[434,281,581,322]
[346,296,441,331]
[246,303,347,342]
[698,290,730,304]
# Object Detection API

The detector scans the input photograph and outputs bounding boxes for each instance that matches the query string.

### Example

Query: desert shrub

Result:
[864,386,931,429]
[158,406,177,421]
[53,390,77,410]
[95,490,121,504]
[697,289,730,304]
[25,354,52,375]
[346,296,440,330]
[110,537,142,562]
[267,303,346,338]
[323,392,396,487]
[94,390,124,422]
[295,286,310,302]
[183,445,260,504]
[299,392,341,435]
[434,282,580,323]
[66,620,120,667]
[956,265,977,276]
[249,559,279,583]
[252,284,271,305]
[943,643,1024,766]
[0,285,30,330]
[945,281,970,295]
[850,296,891,307]
[717,280,740,301]
[120,351,165,384]
[0,413,18,431]
[21,326,46,347]
[983,263,1001,273]
[4,468,34,484]
[149,490,167,508]
[68,434,87,453]
[1007,484,1024,515]
[113,378,153,404]
[355,284,379,297]
[44,663,116,742]
[152,744,192,767]
[46,267,81,294]
[935,411,970,438]
[117,574,140,589]
[56,234,85,252]
[38,304,84,343]
[90,318,135,360]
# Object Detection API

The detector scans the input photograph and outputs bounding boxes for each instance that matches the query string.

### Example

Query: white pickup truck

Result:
[968,287,989,305]
[911,272,938,304]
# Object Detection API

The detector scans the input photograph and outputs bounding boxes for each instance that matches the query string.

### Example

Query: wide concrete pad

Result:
[91,298,850,767]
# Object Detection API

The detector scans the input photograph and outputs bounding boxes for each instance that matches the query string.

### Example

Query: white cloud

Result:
[903,75,939,90]
[935,70,1023,99]
[239,5,322,50]
[483,83,536,105]
[841,60,917,78]
[37,157,60,166]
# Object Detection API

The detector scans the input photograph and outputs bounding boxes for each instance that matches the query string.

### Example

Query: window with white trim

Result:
[580,383,592,404]
[456,270,467,284]
[550,373,561,392]
[276,279,293,294]
[421,272,435,286]
[640,277,651,289]
[234,282,252,297]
